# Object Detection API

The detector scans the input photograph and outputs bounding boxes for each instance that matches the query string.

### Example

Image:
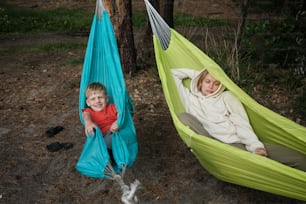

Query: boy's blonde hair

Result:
[85,82,107,98]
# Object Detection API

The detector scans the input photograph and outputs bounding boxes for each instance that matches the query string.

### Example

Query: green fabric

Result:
[153,29,306,201]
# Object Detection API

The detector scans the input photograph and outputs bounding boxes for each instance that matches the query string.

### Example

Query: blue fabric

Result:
[76,128,109,178]
[76,11,138,178]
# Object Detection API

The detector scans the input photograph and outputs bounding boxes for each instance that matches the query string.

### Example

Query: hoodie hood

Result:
[190,69,225,98]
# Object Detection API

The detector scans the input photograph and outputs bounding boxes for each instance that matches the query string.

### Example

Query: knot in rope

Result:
[113,175,141,204]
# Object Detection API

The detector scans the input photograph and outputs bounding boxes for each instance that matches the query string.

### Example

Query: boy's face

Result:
[86,90,108,112]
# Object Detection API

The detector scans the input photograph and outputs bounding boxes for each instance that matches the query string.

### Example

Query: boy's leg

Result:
[104,132,115,164]
[104,132,113,149]
[179,112,211,137]
[265,143,306,171]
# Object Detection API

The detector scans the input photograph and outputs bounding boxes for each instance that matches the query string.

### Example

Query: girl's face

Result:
[86,90,108,112]
[199,73,221,96]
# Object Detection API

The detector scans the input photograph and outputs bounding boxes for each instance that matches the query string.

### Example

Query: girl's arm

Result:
[171,68,199,80]
[223,92,266,153]
[171,68,199,108]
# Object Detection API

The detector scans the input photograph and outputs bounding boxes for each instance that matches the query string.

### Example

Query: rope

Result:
[104,162,117,178]
[104,162,141,204]
[114,175,141,204]
[144,0,171,50]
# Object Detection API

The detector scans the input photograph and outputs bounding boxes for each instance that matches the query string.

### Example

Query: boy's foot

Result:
[46,142,73,152]
[45,126,64,137]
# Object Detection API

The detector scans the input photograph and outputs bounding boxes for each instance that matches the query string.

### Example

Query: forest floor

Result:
[1,0,305,204]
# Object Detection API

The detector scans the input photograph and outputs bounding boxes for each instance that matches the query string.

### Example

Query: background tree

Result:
[138,0,175,70]
[242,0,306,74]
[104,0,137,75]
[137,0,160,70]
[162,0,174,27]
[104,0,175,72]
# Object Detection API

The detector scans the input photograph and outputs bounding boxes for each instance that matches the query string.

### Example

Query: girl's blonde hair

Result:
[197,70,209,91]
[85,82,107,98]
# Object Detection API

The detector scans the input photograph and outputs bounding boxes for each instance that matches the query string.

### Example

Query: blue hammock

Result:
[76,2,137,179]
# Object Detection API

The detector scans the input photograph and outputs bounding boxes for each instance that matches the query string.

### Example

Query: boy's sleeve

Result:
[110,104,118,115]
[82,108,90,113]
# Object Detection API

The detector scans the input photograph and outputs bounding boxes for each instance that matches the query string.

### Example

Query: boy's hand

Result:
[255,147,268,157]
[83,112,96,136]
[110,122,119,132]
[84,122,96,136]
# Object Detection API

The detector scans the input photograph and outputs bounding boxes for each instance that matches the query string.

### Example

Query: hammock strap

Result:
[95,0,106,20]
[144,0,171,50]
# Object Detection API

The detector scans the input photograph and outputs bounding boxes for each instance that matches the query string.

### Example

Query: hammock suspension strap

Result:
[144,0,171,50]
[95,0,106,20]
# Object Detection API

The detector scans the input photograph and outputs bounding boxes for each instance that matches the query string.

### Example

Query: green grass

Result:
[0,2,92,33]
[132,10,228,27]
[174,13,228,26]
[0,41,86,55]
[40,42,86,52]
[65,57,84,66]
[0,2,228,33]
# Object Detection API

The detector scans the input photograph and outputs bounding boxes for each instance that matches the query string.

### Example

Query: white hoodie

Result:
[171,68,264,153]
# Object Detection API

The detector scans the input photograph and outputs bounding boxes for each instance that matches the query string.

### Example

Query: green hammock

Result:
[144,0,306,201]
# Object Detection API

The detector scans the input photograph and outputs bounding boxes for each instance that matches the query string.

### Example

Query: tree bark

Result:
[162,0,174,28]
[137,0,160,70]
[237,0,250,49]
[104,0,137,75]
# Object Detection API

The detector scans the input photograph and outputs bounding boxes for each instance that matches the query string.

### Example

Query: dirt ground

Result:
[1,1,306,204]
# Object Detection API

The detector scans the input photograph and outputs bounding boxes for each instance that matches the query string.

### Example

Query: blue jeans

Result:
[104,131,113,149]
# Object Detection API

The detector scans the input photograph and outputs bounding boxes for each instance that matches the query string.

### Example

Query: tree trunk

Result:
[104,0,137,75]
[237,0,250,49]
[162,0,174,28]
[137,0,160,70]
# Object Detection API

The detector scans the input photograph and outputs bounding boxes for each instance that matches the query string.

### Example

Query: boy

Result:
[82,82,119,150]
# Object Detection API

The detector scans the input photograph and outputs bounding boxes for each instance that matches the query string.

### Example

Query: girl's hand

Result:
[110,122,119,132]
[255,147,268,157]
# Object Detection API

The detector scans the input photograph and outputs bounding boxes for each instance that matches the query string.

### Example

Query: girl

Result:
[171,68,306,170]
